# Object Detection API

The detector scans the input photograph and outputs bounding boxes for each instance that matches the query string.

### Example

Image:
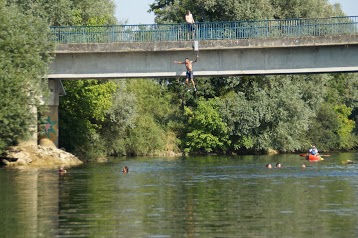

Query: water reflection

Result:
[0,168,60,238]
[1,152,358,237]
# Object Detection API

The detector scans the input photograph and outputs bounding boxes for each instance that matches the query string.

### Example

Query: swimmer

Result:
[58,167,67,174]
[122,166,128,173]
[342,160,355,164]
[275,163,282,168]
[266,163,272,169]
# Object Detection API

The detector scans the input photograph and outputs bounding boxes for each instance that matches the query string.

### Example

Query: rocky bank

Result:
[1,139,83,168]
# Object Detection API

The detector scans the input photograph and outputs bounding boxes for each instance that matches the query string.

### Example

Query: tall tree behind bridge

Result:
[149,0,344,23]
[6,0,117,25]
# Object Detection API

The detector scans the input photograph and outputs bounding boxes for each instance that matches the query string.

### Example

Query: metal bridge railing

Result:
[50,16,358,44]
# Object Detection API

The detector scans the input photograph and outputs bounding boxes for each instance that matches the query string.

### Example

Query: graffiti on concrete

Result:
[42,116,57,138]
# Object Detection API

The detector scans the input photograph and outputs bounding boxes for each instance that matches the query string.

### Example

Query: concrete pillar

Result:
[38,79,65,147]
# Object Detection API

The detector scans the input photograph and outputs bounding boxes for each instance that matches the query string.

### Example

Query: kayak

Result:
[307,154,324,161]
[299,154,324,161]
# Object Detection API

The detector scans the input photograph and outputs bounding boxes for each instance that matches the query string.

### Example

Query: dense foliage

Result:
[59,80,117,158]
[149,0,345,23]
[6,0,117,26]
[0,0,53,152]
[60,79,179,159]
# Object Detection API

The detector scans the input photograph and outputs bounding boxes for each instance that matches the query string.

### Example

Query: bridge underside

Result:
[49,37,358,79]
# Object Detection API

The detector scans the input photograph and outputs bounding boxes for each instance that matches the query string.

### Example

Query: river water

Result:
[1,153,358,237]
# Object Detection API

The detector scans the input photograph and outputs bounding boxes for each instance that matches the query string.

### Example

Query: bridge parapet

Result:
[51,16,358,45]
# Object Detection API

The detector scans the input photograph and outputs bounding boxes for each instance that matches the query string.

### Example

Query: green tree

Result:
[184,98,229,153]
[271,0,344,19]
[99,80,138,156]
[334,104,356,149]
[123,79,179,156]
[70,0,116,25]
[326,73,358,110]
[149,0,344,23]
[0,1,53,152]
[7,0,116,26]
[309,103,356,151]
[293,72,358,151]
[6,0,73,25]
[218,76,315,153]
[59,80,117,158]
[125,114,167,156]
[60,78,180,158]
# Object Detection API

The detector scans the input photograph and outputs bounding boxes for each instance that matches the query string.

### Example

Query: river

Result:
[1,152,358,237]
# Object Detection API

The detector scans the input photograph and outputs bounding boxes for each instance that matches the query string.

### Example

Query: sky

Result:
[115,0,154,24]
[114,0,358,25]
[329,0,358,16]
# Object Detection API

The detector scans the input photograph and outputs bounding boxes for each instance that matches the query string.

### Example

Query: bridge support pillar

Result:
[38,79,65,147]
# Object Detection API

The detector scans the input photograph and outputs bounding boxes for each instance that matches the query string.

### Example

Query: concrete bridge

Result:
[49,16,358,79]
[43,16,358,147]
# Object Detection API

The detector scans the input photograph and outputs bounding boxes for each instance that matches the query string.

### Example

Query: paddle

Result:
[299,154,330,157]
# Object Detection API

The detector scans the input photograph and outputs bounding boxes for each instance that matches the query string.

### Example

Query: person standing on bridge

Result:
[173,54,198,92]
[185,10,195,40]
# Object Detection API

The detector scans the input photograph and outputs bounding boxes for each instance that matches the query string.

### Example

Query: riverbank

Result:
[0,139,83,168]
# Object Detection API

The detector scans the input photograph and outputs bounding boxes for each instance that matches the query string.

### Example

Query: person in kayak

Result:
[308,145,319,156]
